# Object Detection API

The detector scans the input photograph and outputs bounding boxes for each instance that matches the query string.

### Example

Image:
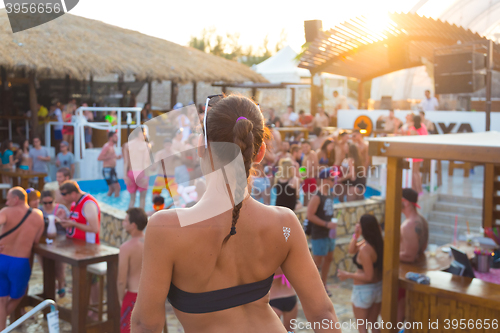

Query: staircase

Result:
[428,194,483,246]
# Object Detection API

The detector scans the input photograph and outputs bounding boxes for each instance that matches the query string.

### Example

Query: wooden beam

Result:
[170,81,178,109]
[28,72,38,139]
[369,141,500,164]
[381,156,402,333]
[0,66,6,115]
[483,164,495,229]
[192,80,197,106]
[147,78,152,105]
[358,80,364,109]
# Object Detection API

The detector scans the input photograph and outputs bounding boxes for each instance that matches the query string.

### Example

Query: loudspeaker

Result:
[434,52,486,75]
[435,73,485,94]
[305,20,323,43]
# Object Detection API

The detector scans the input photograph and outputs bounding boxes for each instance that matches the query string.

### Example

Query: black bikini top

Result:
[167,274,275,314]
[352,252,378,270]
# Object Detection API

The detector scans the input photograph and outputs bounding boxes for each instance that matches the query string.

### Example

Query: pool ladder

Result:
[1,299,58,333]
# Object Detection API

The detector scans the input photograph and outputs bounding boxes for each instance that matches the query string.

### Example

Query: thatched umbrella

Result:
[0,9,266,135]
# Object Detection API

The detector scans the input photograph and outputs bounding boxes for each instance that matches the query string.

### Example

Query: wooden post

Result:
[358,80,364,109]
[65,74,71,103]
[147,78,152,105]
[170,81,178,109]
[28,72,39,139]
[192,81,197,106]
[89,74,94,103]
[485,40,493,131]
[483,163,494,229]
[291,87,296,111]
[310,72,320,115]
[381,156,402,333]
[0,66,6,115]
[251,87,257,102]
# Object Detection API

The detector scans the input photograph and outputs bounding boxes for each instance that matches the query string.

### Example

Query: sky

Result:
[1,0,427,53]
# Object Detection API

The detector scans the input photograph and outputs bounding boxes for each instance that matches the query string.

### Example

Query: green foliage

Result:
[188,28,287,67]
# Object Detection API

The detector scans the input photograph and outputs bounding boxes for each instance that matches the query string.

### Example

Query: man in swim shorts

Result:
[118,208,148,333]
[97,131,122,197]
[0,187,44,330]
[123,127,151,209]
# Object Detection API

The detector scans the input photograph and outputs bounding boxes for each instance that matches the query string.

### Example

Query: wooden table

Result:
[275,127,309,141]
[0,169,47,190]
[29,237,120,333]
[399,242,500,332]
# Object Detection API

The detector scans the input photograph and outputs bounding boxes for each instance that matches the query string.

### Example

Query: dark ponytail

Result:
[205,95,266,244]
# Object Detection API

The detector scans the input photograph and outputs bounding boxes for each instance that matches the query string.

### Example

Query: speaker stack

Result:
[434,52,486,94]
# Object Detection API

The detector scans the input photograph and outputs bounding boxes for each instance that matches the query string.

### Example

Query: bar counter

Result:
[399,242,500,333]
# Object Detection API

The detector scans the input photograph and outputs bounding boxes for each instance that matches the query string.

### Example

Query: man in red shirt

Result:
[298,110,313,130]
[58,180,100,244]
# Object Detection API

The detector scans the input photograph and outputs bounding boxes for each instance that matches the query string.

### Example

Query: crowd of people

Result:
[0,92,435,333]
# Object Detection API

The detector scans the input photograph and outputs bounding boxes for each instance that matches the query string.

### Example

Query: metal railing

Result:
[1,299,57,333]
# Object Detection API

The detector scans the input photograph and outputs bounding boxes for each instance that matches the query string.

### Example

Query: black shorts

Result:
[102,167,118,185]
[269,295,297,312]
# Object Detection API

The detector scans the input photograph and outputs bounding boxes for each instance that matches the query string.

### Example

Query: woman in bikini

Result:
[131,95,340,332]
[17,140,31,174]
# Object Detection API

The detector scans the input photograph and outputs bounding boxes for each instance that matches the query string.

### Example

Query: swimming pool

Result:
[78,178,381,212]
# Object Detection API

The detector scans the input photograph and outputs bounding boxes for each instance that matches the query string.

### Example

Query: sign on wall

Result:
[337,110,496,134]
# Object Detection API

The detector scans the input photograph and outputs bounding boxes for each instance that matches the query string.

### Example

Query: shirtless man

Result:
[351,130,369,173]
[98,131,122,197]
[377,110,402,134]
[123,127,151,209]
[333,132,349,166]
[301,141,318,206]
[311,104,329,131]
[118,208,148,333]
[0,187,44,330]
[398,188,429,323]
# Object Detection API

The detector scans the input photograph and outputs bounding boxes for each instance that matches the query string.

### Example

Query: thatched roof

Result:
[0,9,266,83]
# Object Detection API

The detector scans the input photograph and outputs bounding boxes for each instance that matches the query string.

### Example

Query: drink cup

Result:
[428,244,438,257]
[47,214,57,239]
[329,218,338,239]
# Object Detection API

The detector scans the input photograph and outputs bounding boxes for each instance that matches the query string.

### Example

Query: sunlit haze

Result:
[1,0,423,52]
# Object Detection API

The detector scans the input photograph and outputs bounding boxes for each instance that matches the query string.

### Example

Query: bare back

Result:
[134,192,337,333]
[400,213,429,263]
[0,206,44,258]
[121,237,144,293]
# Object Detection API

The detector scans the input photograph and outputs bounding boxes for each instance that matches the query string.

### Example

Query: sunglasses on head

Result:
[26,188,36,194]
[203,94,224,148]
[42,200,53,205]
[203,95,260,148]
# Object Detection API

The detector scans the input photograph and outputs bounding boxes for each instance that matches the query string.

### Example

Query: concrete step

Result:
[428,221,474,237]
[428,232,454,246]
[433,202,482,217]
[437,194,482,207]
[429,211,482,227]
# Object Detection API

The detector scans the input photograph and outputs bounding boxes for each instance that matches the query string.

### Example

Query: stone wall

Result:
[296,198,385,276]
[99,202,129,248]
[331,198,385,275]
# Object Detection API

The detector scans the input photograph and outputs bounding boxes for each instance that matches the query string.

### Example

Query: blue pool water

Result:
[79,178,381,212]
